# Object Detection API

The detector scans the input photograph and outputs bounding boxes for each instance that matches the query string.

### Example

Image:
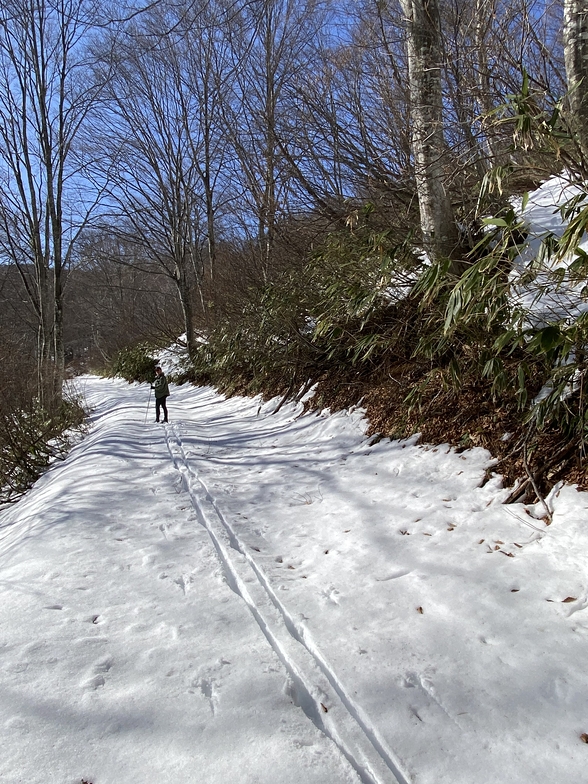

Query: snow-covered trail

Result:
[1,376,588,784]
[0,379,362,784]
[164,416,406,784]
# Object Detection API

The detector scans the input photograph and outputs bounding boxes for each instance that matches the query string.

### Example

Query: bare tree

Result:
[183,4,232,282]
[221,0,329,279]
[96,7,221,361]
[66,230,184,366]
[276,29,414,219]
[0,0,102,408]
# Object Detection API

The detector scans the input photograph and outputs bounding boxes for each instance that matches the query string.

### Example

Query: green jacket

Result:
[152,374,170,399]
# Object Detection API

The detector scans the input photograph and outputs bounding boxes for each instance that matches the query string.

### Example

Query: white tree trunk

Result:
[563,0,588,159]
[399,0,461,266]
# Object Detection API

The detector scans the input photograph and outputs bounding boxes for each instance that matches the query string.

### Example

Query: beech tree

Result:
[97,8,218,361]
[222,0,328,279]
[276,26,414,219]
[0,0,101,408]
[563,0,588,160]
[397,0,461,266]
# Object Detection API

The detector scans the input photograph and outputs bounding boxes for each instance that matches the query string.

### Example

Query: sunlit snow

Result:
[512,174,588,323]
[1,375,587,784]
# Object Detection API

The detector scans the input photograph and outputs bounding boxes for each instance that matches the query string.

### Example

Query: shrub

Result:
[107,343,157,383]
[190,213,420,398]
[0,393,87,505]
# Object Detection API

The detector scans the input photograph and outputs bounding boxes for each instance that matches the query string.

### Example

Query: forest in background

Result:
[1,0,588,507]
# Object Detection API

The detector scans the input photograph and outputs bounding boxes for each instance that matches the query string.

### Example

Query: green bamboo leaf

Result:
[481,217,509,227]
[521,191,529,212]
[538,325,562,351]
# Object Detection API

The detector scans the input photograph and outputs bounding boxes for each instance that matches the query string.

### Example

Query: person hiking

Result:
[151,366,170,423]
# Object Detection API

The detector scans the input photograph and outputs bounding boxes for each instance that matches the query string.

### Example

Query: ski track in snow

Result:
[3,374,588,784]
[164,420,408,784]
[0,381,370,784]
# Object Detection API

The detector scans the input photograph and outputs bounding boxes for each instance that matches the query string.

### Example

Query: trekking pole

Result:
[144,385,152,424]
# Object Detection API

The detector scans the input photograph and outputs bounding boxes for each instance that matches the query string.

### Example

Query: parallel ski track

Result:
[165,422,409,784]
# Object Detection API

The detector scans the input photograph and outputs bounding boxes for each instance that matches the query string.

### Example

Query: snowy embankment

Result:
[1,376,587,784]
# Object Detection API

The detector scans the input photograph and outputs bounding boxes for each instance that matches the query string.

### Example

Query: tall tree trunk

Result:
[175,264,197,364]
[260,5,277,282]
[37,268,54,409]
[399,0,462,268]
[474,0,504,166]
[563,0,588,160]
[53,276,65,404]
[203,166,217,282]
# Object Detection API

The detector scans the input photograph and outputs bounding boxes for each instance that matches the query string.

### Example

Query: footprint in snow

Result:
[174,573,195,595]
[94,656,113,673]
[187,674,219,714]
[84,674,106,690]
[198,677,216,713]
[81,657,112,691]
[321,586,340,605]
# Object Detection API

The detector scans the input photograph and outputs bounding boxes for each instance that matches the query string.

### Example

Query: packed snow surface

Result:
[1,376,588,784]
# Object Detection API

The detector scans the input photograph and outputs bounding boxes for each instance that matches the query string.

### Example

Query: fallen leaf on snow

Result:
[562,597,577,603]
